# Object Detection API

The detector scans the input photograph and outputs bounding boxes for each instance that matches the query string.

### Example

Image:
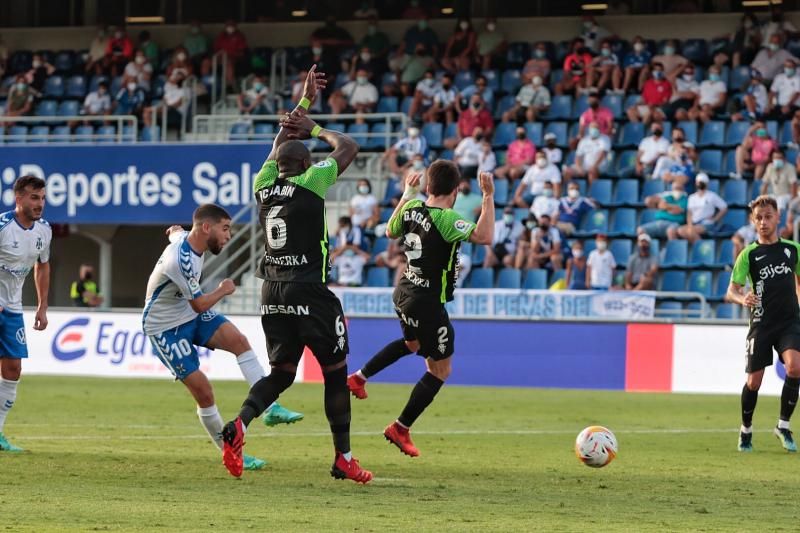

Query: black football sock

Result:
[398,372,444,428]
[361,338,414,379]
[238,369,295,427]
[742,384,759,428]
[780,377,800,423]
[324,365,351,454]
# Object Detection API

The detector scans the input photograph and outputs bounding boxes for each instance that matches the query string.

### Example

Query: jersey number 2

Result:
[266,207,287,250]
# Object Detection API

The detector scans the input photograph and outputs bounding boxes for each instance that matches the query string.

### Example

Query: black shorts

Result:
[393,288,455,360]
[745,321,800,373]
[261,281,349,367]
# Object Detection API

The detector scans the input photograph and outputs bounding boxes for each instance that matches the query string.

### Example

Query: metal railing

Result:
[653,291,710,319]
[269,49,287,103]
[0,115,138,143]
[209,50,229,113]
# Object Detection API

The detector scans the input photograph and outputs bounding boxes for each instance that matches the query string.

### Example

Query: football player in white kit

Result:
[143,204,303,470]
[0,176,51,452]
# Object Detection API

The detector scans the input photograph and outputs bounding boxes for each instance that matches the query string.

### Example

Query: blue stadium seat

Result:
[379,207,394,223]
[639,209,658,226]
[513,207,528,222]
[29,125,50,143]
[333,72,350,89]
[610,179,639,207]
[613,150,637,178]
[35,99,58,117]
[497,268,522,289]
[381,72,397,88]
[574,209,609,237]
[688,271,713,298]
[688,239,716,268]
[346,123,369,146]
[601,94,623,119]
[400,96,413,115]
[140,126,161,142]
[682,39,709,65]
[51,125,71,142]
[481,69,500,91]
[698,121,725,148]
[749,179,763,202]
[493,122,516,147]
[493,179,510,205]
[454,70,474,91]
[369,122,392,148]
[422,123,443,149]
[729,65,750,90]
[371,237,389,256]
[88,75,108,93]
[366,267,390,287]
[523,269,548,290]
[500,69,522,93]
[623,93,640,111]
[698,149,723,176]
[549,68,564,88]
[713,271,732,301]
[43,75,64,98]
[610,239,632,265]
[608,208,637,238]
[618,122,645,148]
[229,123,251,141]
[550,269,566,287]
[444,122,458,141]
[722,180,748,207]
[641,179,665,201]
[468,268,494,289]
[723,150,737,175]
[6,125,28,144]
[589,180,612,205]
[95,125,116,143]
[544,95,572,120]
[781,121,793,146]
[524,122,542,145]
[725,121,750,147]
[376,96,398,114]
[74,125,94,142]
[494,94,515,118]
[324,122,346,133]
[253,123,274,138]
[506,43,530,67]
[57,100,79,117]
[716,303,738,319]
[685,302,706,319]
[572,94,589,120]
[8,50,32,74]
[54,50,75,73]
[713,240,735,269]
[677,120,698,144]
[712,208,747,237]
[544,122,567,147]
[662,239,688,268]
[472,243,487,265]
[660,271,687,292]
[109,75,123,96]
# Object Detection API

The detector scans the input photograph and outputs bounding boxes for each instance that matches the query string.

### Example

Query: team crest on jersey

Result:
[337,335,346,352]
[454,219,470,233]
[35,237,43,250]
[785,248,791,259]
[188,276,201,293]
[438,343,446,354]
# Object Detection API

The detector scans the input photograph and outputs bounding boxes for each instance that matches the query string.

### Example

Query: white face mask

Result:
[596,241,607,251]
[32,60,42,68]
[225,26,235,34]
[360,52,371,62]
[413,160,425,170]
[572,249,583,258]
[127,82,137,91]
[487,22,496,31]
[177,52,187,61]
[536,158,547,168]
[135,56,145,64]
[408,128,420,138]
[459,21,469,31]
[633,42,644,52]
[358,185,370,195]
[312,47,322,55]
[568,188,579,199]
[532,76,542,87]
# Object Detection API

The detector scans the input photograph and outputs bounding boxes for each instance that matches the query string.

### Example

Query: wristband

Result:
[299,97,311,110]
[311,125,323,138]
[401,186,419,201]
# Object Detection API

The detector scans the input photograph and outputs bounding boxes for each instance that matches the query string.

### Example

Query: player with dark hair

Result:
[143,203,303,471]
[0,176,51,452]
[221,66,374,483]
[347,162,495,457]
[728,195,800,453]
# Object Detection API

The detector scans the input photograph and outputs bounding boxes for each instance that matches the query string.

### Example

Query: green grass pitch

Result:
[1,376,797,532]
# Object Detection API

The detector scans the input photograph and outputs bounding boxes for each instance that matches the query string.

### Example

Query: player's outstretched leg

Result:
[0,375,22,453]
[775,376,799,452]
[348,339,414,400]
[324,362,372,484]
[739,382,759,452]
[262,402,304,426]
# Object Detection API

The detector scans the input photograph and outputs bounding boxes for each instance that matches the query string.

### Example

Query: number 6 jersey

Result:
[253,157,339,283]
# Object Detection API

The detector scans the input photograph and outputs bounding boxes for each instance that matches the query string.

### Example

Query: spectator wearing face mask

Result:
[114,77,146,118]
[442,19,477,73]
[586,234,616,291]
[635,123,670,178]
[350,179,380,230]
[183,21,210,64]
[360,17,391,61]
[668,63,700,121]
[332,246,371,287]
[453,177,483,222]
[765,60,800,120]
[530,181,560,221]
[751,34,799,82]
[447,94,493,148]
[454,127,486,179]
[495,127,536,181]
[408,69,439,120]
[384,126,429,177]
[329,69,378,115]
[626,62,672,124]
[542,133,563,166]
[515,214,563,271]
[375,238,407,287]
[105,26,134,77]
[577,90,613,139]
[514,152,562,207]
[143,71,191,129]
[24,53,55,93]
[425,73,459,124]
[638,181,688,240]
[624,234,659,290]
[336,216,365,252]
[523,42,552,85]
[213,20,249,87]
[484,206,525,269]
[565,240,588,290]
[588,39,622,93]
[622,36,652,94]
[724,13,762,68]
[733,68,768,122]
[459,74,495,110]
[761,150,798,211]
[557,182,596,236]
[579,16,612,53]
[677,173,728,243]
[124,49,153,92]
[762,6,799,44]
[87,26,110,75]
[661,143,695,188]
[478,141,497,174]
[4,75,34,120]
[556,38,592,96]
[652,39,688,81]
[477,18,506,70]
[502,74,551,124]
[349,46,386,82]
[80,80,112,122]
[731,121,777,180]
[652,127,688,180]
[687,65,727,123]
[166,46,194,81]
[238,75,272,115]
[563,121,611,186]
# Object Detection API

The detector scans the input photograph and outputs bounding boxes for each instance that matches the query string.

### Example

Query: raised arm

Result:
[280,111,360,174]
[469,172,496,245]
[386,172,422,238]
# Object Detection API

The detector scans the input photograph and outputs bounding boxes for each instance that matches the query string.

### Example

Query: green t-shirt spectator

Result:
[453,190,483,223]
[184,32,209,58]
[655,191,688,224]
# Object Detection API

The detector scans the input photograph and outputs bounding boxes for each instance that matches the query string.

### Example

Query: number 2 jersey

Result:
[253,157,339,283]
[389,199,475,303]
[732,239,800,330]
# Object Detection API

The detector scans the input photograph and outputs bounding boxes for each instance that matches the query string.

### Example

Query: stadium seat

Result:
[725,121,750,147]
[513,207,528,222]
[713,240,735,270]
[662,239,688,268]
[716,303,739,319]
[574,209,609,237]
[613,150,637,178]
[677,120,698,145]
[253,123,274,138]
[589,180,612,205]
[381,71,397,88]
[369,122,392,149]
[371,237,389,257]
[422,123,443,149]
[43,75,64,98]
[713,270,732,301]
[324,122,346,133]
[497,268,522,289]
[346,123,369,146]
[524,122,542,145]
[8,50,32,74]
[781,121,793,146]
[544,122,567,147]
[601,94,623,119]
[572,94,589,120]
[657,301,683,319]
[88,75,108,94]
[698,150,723,176]
[493,122,516,147]
[229,123,251,141]
[376,96,398,114]
[472,243,486,265]
[722,180,748,207]
[749,179,763,202]
[722,150,737,176]
[500,69,522,93]
[400,96,413,115]
[638,209,658,226]
[493,179,510,205]
[729,65,750,90]
[481,69,500,91]
[454,70,474,90]
[544,95,572,120]
[660,271,687,292]
[494,94,515,119]
[682,39,709,65]
[74,125,94,142]
[140,126,161,142]
[51,125,71,142]
[54,50,75,73]
[688,270,712,298]
[468,268,494,289]
[618,122,645,148]
[610,239,632,265]
[36,99,58,117]
[610,179,639,207]
[64,75,86,99]
[29,125,50,143]
[549,269,565,287]
[712,208,747,237]
[608,208,637,238]
[57,100,79,117]
[379,207,394,223]
[685,301,706,319]
[523,269,548,290]
[641,179,665,201]
[698,121,725,148]
[687,239,716,268]
[6,125,28,144]
[95,125,116,143]
[506,43,530,67]
[366,267,390,287]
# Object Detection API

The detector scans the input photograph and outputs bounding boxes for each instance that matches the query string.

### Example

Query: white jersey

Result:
[142,232,204,335]
[0,211,51,312]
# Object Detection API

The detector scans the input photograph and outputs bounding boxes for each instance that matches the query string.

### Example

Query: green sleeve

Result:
[253,159,278,194]
[436,209,477,243]
[292,157,340,198]
[794,241,800,275]
[388,200,421,237]
[732,246,752,285]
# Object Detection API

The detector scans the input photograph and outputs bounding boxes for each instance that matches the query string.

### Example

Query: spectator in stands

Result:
[732,121,777,180]
[761,150,798,211]
[563,121,611,186]
[86,25,109,75]
[515,213,563,271]
[402,0,428,19]
[384,125,428,177]
[733,210,757,257]
[114,78,146,118]
[138,31,159,67]
[447,94,493,148]
[360,17,391,61]
[442,19,477,73]
[751,34,798,81]
[311,15,354,54]
[762,5,799,44]
[542,132,563,165]
[514,151,562,207]
[556,38,592,95]
[183,21,210,71]
[375,238,407,287]
[479,141,497,174]
[523,42,552,85]
[350,46,386,83]
[565,240,588,290]
[734,68,768,121]
[454,127,485,180]
[638,180,687,240]
[25,53,55,93]
[624,234,658,290]
[166,47,194,81]
[453,177,483,222]
[622,36,652,94]
[237,75,272,115]
[214,20,248,87]
[329,69,378,115]
[124,49,154,92]
[765,59,800,120]
[398,16,439,60]
[677,172,728,243]
[384,156,426,206]
[70,264,103,307]
[80,80,112,121]
[459,74,494,110]
[557,182,596,236]
[661,143,695,187]
[332,246,370,287]
[502,74,551,124]
[105,26,134,77]
[626,62,671,124]
[407,68,438,118]
[335,215,364,252]
[725,13,762,68]
[425,72,458,124]
[783,194,800,239]
[530,181,560,221]
[4,75,34,120]
[484,207,525,269]
[588,39,622,93]
[580,16,612,53]
[652,39,688,81]
[667,63,700,120]
[687,65,727,122]
[494,127,535,181]
[144,71,190,129]
[576,90,613,140]
[634,123,670,178]
[652,127,687,180]
[350,179,380,231]
[586,234,616,291]
[477,18,506,70]
[397,43,436,93]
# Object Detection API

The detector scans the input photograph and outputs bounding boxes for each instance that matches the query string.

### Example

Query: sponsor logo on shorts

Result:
[15,327,25,345]
[200,310,218,322]
[260,304,310,315]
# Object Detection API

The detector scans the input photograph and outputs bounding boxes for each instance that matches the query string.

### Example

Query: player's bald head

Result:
[276,140,311,170]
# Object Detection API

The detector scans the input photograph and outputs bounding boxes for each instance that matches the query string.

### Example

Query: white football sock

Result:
[0,378,19,433]
[236,350,266,386]
[356,370,367,381]
[342,451,352,461]
[197,404,224,451]
[778,419,791,430]
[740,424,752,434]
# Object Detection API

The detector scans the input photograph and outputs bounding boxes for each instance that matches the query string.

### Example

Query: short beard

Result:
[208,237,222,255]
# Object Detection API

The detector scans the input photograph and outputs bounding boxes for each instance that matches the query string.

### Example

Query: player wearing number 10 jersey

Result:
[728,195,800,453]
[347,162,495,457]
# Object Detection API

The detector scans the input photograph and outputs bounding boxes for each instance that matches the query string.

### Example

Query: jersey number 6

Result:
[266,207,287,250]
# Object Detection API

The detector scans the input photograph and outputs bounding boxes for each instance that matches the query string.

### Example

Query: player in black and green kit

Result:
[347,162,495,457]
[728,195,800,453]
[221,65,373,483]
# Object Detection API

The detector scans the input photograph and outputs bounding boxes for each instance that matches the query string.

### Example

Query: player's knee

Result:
[427,360,452,381]
[747,372,764,390]
[233,332,252,354]
[1,360,21,381]
[270,361,298,375]
[321,359,347,374]
[786,364,800,379]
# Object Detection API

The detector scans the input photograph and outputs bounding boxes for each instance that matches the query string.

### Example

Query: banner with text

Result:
[332,288,656,320]
[0,144,271,223]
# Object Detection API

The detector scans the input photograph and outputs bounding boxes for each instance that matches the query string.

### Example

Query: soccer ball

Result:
[575,426,618,468]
